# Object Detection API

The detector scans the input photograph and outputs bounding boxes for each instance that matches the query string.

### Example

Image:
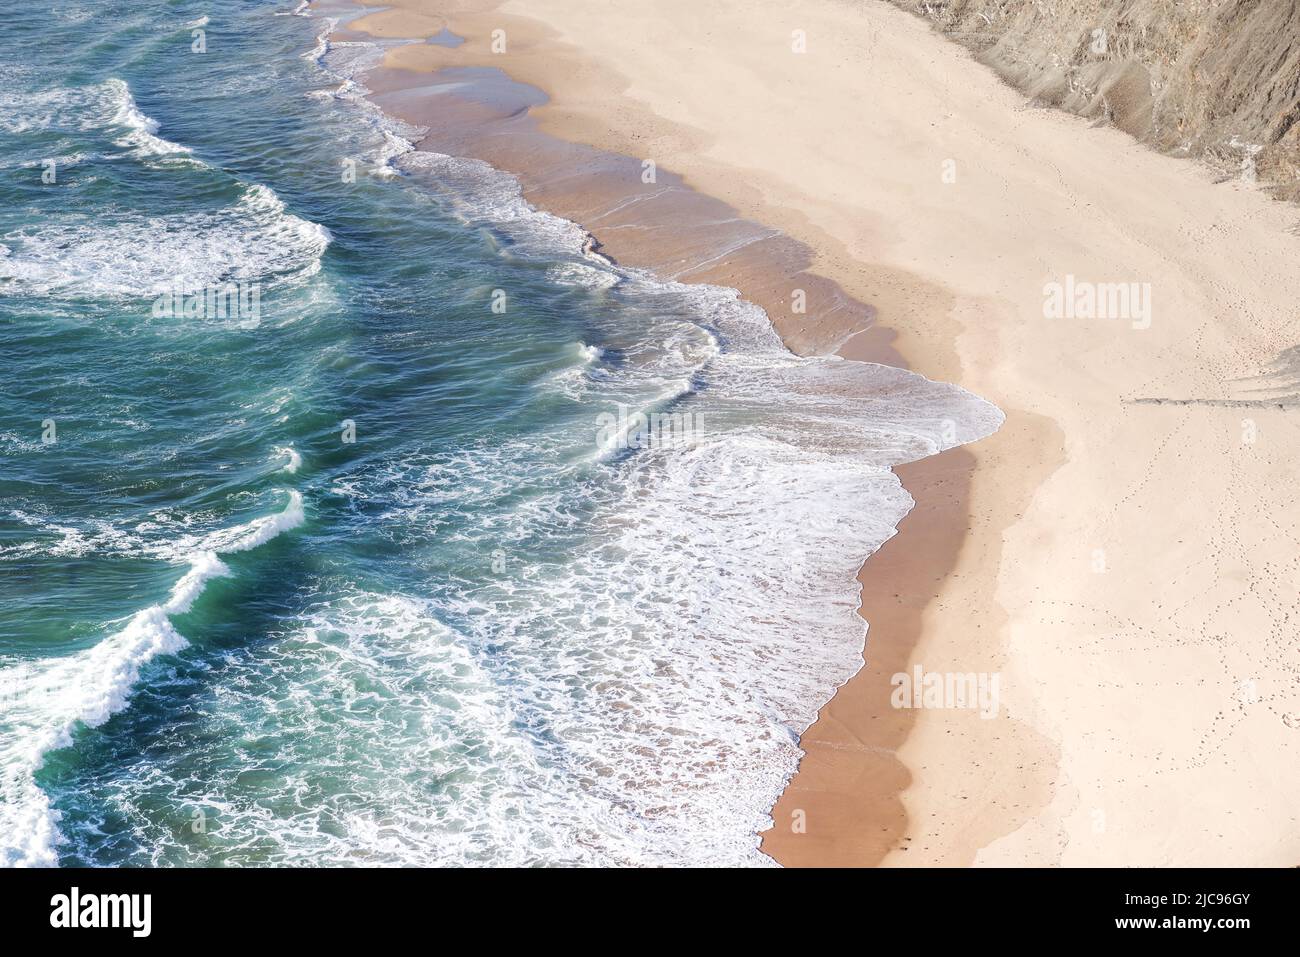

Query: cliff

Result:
[887,0,1300,200]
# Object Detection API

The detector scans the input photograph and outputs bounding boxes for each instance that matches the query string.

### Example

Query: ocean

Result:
[0,0,1002,866]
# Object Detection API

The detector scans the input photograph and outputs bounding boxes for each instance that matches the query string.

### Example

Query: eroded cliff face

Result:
[888,0,1300,200]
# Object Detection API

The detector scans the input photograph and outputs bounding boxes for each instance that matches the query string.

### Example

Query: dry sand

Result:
[344,0,1300,865]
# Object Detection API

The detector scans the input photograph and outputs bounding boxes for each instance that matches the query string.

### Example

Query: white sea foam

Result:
[3,488,308,565]
[294,11,434,194]
[0,79,193,161]
[1,151,99,173]
[2,514,129,560]
[546,262,621,290]
[368,130,415,178]
[399,151,592,258]
[274,446,303,474]
[108,590,597,866]
[0,490,304,867]
[0,76,330,302]
[0,181,330,298]
[302,19,426,165]
[251,375,990,867]
[301,18,337,63]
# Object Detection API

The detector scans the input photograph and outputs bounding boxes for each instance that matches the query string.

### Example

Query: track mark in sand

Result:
[1125,396,1300,409]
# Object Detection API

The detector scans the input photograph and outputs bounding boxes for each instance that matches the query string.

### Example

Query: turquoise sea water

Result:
[0,0,1001,866]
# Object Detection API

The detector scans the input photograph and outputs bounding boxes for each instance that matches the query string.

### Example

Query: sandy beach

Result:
[344,0,1300,866]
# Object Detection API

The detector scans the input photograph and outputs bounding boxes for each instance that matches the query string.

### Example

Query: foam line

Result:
[0,491,304,867]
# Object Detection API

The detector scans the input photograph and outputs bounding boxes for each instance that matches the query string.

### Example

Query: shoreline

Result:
[336,0,1004,864]
[337,0,1300,866]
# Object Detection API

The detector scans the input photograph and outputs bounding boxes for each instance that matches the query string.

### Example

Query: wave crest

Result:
[0,490,304,868]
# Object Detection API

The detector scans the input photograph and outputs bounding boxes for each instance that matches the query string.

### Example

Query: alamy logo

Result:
[1042,274,1151,329]
[49,887,151,937]
[151,279,261,326]
[890,665,1001,719]
[595,404,705,451]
